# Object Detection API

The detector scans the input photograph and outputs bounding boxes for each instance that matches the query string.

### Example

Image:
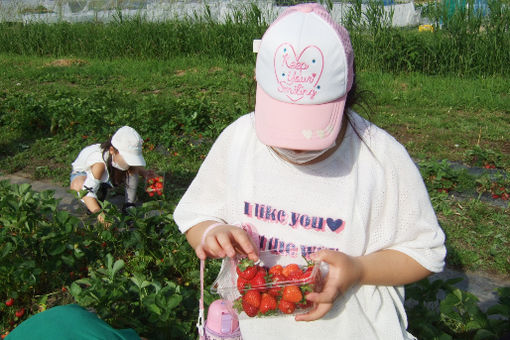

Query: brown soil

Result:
[45,59,88,67]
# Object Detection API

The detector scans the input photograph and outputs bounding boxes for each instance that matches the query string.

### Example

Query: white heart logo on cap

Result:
[274,43,324,102]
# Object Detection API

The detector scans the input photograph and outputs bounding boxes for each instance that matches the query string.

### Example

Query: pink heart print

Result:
[274,43,324,102]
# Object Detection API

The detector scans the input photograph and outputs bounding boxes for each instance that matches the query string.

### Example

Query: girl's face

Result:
[109,147,130,171]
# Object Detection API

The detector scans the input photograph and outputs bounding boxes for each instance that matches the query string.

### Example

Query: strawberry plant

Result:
[406,278,510,339]
[418,159,462,193]
[464,145,502,169]
[476,173,510,201]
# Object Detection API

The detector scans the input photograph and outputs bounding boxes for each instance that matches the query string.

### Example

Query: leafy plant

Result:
[419,159,464,193]
[476,173,510,200]
[465,145,503,169]
[406,278,510,339]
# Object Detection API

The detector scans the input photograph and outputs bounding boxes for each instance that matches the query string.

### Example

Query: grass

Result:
[0,53,509,276]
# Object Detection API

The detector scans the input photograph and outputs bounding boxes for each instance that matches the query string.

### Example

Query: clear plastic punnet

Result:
[212,250,323,319]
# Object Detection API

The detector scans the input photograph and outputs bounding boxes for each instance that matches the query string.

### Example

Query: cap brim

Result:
[255,85,346,150]
[119,151,146,167]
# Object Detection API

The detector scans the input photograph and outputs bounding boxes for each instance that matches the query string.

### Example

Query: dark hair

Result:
[344,62,376,147]
[100,139,128,187]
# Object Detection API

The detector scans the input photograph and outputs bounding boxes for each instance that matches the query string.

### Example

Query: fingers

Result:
[231,228,259,261]
[203,232,227,258]
[295,302,333,322]
[195,245,206,260]
[199,226,259,261]
[310,248,340,263]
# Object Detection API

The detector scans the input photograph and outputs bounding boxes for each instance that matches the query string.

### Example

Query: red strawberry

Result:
[297,299,313,309]
[268,264,283,277]
[249,270,267,292]
[242,299,258,317]
[243,290,261,308]
[282,285,303,303]
[259,293,277,314]
[268,273,286,297]
[278,299,296,314]
[236,258,258,280]
[5,298,14,307]
[15,308,25,318]
[282,263,302,279]
[237,276,249,294]
[300,266,317,284]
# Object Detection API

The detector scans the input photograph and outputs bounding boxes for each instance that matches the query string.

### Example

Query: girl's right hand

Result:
[195,224,258,262]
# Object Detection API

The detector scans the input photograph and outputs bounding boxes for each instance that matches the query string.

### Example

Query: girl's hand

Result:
[144,169,157,179]
[295,249,362,322]
[195,224,258,262]
[97,212,112,227]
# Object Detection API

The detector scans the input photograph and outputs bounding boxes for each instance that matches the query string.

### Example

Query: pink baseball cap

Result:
[255,3,354,150]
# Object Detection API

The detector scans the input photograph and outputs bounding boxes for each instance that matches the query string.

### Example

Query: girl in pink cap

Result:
[174,3,445,339]
[70,126,155,224]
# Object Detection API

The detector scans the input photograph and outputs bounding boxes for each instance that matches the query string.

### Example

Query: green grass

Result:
[0,53,509,276]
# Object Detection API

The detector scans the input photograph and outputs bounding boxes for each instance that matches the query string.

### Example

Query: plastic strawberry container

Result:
[212,250,323,319]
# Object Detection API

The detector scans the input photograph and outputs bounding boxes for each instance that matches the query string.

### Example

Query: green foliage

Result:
[406,278,510,339]
[0,181,221,339]
[0,1,509,76]
[418,159,473,193]
[465,145,503,169]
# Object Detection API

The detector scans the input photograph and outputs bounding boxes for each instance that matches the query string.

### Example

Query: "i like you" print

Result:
[243,201,345,234]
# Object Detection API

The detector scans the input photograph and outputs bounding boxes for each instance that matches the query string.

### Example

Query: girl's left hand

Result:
[143,169,157,179]
[295,249,363,322]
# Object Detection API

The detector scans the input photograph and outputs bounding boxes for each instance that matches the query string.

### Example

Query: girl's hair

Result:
[100,138,128,186]
[344,64,376,145]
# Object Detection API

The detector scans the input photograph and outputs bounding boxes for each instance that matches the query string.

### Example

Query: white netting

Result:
[1,0,419,27]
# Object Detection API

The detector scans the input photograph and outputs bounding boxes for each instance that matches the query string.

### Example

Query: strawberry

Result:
[268,273,286,297]
[278,299,296,314]
[243,290,261,308]
[249,269,267,292]
[259,293,277,315]
[236,258,258,280]
[268,264,283,276]
[282,285,303,303]
[15,308,25,318]
[242,299,258,317]
[282,263,302,279]
[237,276,249,294]
[5,298,14,307]
[297,299,313,309]
[300,266,317,284]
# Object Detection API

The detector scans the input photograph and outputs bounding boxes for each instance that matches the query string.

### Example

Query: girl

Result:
[174,3,446,339]
[70,126,154,223]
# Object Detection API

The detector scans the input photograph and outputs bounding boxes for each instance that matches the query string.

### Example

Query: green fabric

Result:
[6,304,140,340]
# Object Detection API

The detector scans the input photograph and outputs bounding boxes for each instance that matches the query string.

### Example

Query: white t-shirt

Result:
[71,144,109,199]
[174,112,446,340]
